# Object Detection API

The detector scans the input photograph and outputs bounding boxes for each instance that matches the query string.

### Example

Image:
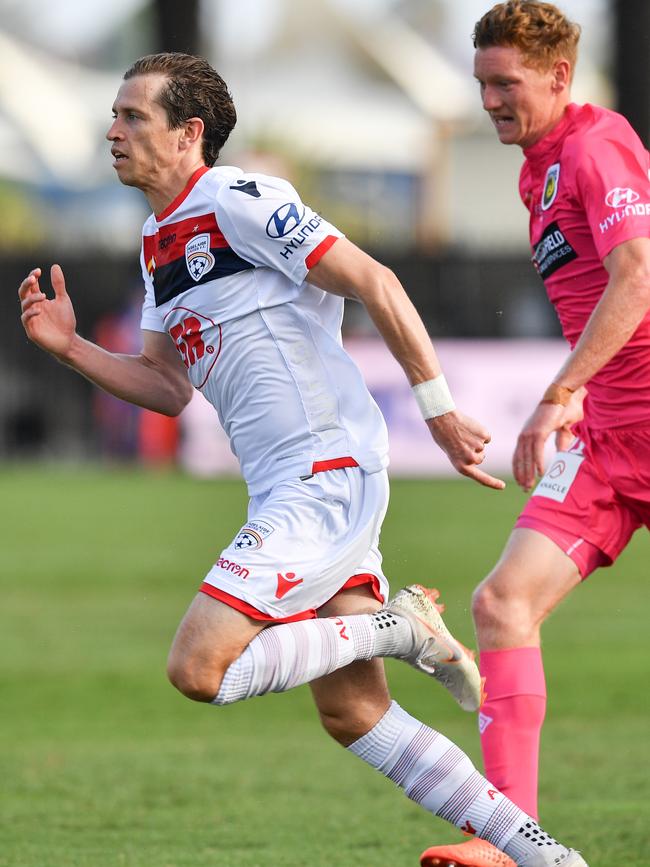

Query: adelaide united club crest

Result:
[185,232,215,281]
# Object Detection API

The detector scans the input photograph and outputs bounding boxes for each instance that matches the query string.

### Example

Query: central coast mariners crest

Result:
[541,162,560,211]
[185,233,215,281]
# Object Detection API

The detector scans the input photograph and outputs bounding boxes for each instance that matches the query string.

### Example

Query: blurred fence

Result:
[1,248,559,462]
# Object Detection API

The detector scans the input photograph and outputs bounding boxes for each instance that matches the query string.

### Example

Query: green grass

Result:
[1,467,649,866]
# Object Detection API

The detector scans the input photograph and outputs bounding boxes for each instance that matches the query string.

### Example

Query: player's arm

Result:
[19,264,193,416]
[513,236,650,489]
[307,237,505,490]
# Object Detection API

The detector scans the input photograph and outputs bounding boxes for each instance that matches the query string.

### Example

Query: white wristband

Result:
[412,375,455,420]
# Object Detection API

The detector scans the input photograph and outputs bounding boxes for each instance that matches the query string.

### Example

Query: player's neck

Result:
[143,158,207,216]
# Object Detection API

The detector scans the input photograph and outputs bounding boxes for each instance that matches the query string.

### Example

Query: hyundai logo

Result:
[266,202,305,238]
[605,187,640,208]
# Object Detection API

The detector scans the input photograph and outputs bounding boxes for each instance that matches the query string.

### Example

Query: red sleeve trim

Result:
[305,234,339,269]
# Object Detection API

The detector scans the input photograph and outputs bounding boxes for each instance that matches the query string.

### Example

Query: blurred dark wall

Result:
[154,0,201,54]
[614,0,650,145]
[2,255,142,459]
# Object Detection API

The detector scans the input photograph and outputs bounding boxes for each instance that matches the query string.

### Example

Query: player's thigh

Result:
[473,528,582,647]
[168,592,265,688]
[310,586,391,745]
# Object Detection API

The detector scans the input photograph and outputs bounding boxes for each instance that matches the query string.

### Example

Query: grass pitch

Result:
[1,466,649,866]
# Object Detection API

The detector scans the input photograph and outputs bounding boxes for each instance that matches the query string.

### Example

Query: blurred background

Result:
[1,0,648,475]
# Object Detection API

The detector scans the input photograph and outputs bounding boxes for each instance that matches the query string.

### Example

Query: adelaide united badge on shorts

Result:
[233,520,275,551]
[541,163,560,211]
[185,233,215,281]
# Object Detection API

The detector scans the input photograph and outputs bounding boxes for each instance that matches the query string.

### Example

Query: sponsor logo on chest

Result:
[532,221,577,279]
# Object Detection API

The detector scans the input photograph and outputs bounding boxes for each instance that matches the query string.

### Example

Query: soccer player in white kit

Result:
[18,53,589,866]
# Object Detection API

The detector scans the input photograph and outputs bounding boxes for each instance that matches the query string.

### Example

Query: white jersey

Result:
[140,165,389,495]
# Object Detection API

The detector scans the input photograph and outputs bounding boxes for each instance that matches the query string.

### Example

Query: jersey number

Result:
[170,316,205,368]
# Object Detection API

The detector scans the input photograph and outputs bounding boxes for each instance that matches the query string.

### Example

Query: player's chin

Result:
[493,121,519,145]
[113,167,138,188]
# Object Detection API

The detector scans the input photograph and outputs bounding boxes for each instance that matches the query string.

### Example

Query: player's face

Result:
[106,74,181,191]
[474,46,568,149]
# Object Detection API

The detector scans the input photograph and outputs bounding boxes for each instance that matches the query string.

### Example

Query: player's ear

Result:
[180,117,204,151]
[551,59,571,93]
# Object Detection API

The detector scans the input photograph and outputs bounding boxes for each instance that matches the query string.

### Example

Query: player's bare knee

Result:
[472,577,520,632]
[317,703,385,747]
[166,650,224,703]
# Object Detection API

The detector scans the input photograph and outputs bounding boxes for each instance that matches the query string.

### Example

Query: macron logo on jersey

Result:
[229,179,261,198]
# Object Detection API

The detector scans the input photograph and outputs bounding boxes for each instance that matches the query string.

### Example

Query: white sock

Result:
[212,611,414,705]
[348,702,571,867]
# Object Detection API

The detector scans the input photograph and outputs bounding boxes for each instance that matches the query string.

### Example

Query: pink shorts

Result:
[516,428,650,578]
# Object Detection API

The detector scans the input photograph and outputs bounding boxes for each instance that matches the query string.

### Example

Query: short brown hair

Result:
[473,1,581,72]
[124,53,236,166]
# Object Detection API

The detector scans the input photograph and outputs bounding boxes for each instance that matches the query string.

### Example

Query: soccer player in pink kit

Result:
[19,52,589,866]
[421,3,650,867]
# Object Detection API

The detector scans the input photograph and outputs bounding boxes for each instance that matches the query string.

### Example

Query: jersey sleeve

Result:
[214,173,343,284]
[572,116,650,261]
[139,230,166,333]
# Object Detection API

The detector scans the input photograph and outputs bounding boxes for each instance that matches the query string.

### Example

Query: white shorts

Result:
[200,467,390,622]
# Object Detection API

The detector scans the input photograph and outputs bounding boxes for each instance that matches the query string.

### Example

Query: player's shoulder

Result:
[214,168,299,211]
[563,103,641,161]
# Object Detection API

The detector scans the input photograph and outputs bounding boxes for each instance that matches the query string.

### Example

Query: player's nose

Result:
[481,85,501,110]
[106,118,122,141]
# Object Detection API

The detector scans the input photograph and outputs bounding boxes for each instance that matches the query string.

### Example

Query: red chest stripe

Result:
[143,213,230,273]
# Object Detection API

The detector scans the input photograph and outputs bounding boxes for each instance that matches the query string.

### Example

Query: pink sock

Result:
[478,647,546,819]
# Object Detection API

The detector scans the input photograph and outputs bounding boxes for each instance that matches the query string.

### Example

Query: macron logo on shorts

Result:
[275,572,303,599]
[216,557,250,580]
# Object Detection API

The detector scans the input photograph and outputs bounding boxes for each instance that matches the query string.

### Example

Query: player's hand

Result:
[554,386,587,452]
[19,265,77,360]
[427,410,505,490]
[513,401,566,491]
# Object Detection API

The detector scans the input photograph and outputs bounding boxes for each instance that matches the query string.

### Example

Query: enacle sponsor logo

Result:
[215,557,249,580]
[535,461,570,497]
[532,445,584,504]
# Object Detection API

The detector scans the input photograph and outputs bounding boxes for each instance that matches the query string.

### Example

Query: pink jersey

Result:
[520,102,650,428]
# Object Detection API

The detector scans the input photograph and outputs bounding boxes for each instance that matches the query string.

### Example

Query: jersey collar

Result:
[155,165,211,222]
